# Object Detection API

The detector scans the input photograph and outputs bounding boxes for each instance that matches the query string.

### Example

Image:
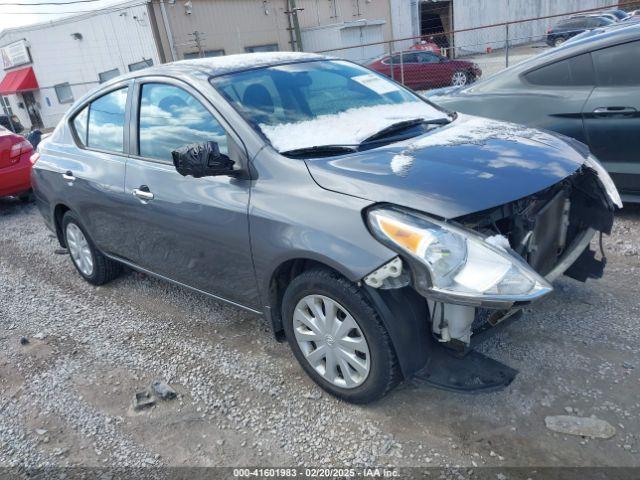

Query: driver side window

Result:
[138,83,228,162]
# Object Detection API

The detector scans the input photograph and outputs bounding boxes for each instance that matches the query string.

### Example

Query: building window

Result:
[99,68,120,83]
[183,49,225,59]
[54,83,74,104]
[1,96,13,116]
[244,44,279,53]
[128,59,154,72]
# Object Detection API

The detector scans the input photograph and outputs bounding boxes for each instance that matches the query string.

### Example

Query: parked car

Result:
[368,51,481,90]
[546,15,615,46]
[566,19,640,44]
[0,126,34,200]
[33,53,619,403]
[593,9,629,21]
[0,114,24,134]
[410,39,441,54]
[427,25,640,203]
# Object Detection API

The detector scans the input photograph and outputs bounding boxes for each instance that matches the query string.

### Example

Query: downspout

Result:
[160,0,178,61]
[289,0,303,51]
[285,0,296,51]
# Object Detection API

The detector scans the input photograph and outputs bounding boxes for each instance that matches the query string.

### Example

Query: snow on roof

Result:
[260,101,445,152]
[176,52,326,76]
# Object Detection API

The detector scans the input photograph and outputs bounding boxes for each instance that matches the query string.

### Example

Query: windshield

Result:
[211,60,447,153]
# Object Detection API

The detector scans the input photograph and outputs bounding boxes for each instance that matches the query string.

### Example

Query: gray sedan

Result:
[32,53,620,403]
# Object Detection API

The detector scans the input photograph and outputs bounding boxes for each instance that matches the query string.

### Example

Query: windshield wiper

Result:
[281,145,358,158]
[360,117,452,145]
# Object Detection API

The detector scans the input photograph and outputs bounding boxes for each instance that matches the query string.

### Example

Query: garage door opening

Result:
[419,0,453,54]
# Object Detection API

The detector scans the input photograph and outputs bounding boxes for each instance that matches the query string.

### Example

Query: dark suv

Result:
[32,53,620,403]
[547,15,615,47]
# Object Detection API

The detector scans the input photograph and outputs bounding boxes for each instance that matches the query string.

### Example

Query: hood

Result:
[304,114,587,219]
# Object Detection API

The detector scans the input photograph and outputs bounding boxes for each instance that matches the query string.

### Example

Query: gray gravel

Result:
[1,199,639,468]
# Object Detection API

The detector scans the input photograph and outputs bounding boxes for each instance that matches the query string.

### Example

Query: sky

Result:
[0,0,123,34]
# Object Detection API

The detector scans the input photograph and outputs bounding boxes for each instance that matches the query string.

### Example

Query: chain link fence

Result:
[314,1,640,94]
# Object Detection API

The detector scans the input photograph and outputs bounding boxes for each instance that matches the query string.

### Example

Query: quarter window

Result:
[55,83,74,104]
[524,54,594,86]
[591,41,640,86]
[138,83,228,161]
[87,87,128,153]
[73,106,89,146]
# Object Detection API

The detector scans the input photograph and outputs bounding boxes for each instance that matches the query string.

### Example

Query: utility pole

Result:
[285,0,303,51]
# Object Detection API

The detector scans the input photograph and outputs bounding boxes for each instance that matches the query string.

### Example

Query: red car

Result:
[368,50,481,91]
[0,126,34,200]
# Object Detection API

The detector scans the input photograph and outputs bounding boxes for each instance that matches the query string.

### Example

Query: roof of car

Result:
[118,51,331,82]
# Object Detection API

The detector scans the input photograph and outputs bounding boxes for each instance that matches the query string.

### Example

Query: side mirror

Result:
[172,141,236,178]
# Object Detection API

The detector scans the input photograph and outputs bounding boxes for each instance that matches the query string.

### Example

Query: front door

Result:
[583,39,640,197]
[22,91,43,129]
[123,80,259,308]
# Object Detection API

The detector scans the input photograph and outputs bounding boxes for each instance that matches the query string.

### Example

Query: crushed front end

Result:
[364,157,620,390]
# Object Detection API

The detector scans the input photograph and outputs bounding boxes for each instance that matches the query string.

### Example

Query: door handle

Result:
[593,106,637,116]
[62,171,75,182]
[132,187,154,201]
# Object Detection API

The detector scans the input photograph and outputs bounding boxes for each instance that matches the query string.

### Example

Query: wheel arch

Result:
[53,203,71,248]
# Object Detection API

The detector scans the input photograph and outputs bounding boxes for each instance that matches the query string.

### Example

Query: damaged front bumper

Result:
[364,161,618,392]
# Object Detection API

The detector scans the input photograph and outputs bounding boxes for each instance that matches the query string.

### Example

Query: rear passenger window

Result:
[592,41,640,86]
[524,54,594,86]
[138,83,228,162]
[87,87,128,153]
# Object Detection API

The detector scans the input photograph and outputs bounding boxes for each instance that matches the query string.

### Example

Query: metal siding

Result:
[452,0,613,54]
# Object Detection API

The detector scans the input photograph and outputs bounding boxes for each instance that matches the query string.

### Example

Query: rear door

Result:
[583,39,640,196]
[122,78,259,308]
[51,83,131,255]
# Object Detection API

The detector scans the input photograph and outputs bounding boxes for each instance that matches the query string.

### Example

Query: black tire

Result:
[62,211,121,285]
[282,268,401,404]
[17,190,33,202]
[553,36,566,47]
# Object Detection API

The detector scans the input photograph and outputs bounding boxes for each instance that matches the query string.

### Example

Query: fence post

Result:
[399,43,405,85]
[389,41,395,81]
[505,22,510,68]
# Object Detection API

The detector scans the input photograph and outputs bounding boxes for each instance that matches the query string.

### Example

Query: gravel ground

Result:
[1,199,639,470]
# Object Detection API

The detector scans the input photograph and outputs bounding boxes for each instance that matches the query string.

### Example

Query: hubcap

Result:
[452,71,467,86]
[293,294,370,389]
[66,223,94,277]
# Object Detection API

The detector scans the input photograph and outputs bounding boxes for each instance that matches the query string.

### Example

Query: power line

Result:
[0,0,105,6]
[0,0,148,15]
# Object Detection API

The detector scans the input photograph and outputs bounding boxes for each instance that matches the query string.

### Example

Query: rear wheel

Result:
[554,36,566,47]
[282,268,400,404]
[451,70,469,87]
[62,211,121,285]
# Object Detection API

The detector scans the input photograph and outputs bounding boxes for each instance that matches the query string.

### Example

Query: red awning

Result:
[0,67,39,95]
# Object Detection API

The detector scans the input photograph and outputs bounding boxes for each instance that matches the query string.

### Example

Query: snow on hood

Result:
[260,101,445,152]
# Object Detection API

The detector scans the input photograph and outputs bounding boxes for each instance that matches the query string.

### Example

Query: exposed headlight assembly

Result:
[585,154,623,209]
[367,207,552,307]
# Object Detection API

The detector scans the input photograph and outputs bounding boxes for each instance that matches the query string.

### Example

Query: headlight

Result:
[585,155,623,209]
[367,207,552,304]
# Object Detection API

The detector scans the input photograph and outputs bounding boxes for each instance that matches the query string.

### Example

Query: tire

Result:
[18,190,33,202]
[62,211,121,285]
[451,70,469,87]
[553,37,566,47]
[282,268,400,404]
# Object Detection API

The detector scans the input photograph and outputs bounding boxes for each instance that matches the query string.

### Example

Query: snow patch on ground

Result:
[260,102,444,152]
[390,153,415,177]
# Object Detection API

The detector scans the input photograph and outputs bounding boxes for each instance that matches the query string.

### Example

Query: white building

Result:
[0,0,160,130]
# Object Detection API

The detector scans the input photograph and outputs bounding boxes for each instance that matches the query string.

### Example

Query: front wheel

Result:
[282,268,400,404]
[451,70,469,87]
[62,211,121,285]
